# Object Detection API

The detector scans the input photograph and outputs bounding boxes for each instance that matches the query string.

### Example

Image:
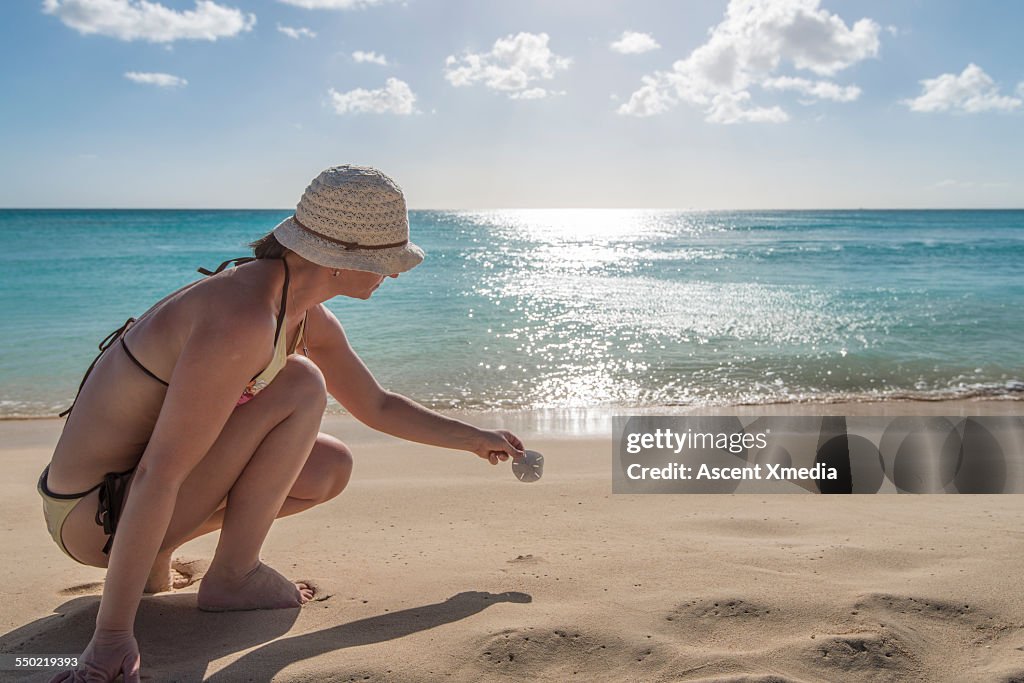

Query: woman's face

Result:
[338,269,398,299]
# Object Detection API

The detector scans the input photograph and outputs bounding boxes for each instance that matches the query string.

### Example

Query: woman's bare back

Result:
[47,260,298,495]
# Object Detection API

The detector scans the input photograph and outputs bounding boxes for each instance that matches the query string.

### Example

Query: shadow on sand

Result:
[1,590,531,681]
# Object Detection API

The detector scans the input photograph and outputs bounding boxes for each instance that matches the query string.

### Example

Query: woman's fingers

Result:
[500,431,526,457]
[59,632,140,683]
[476,430,526,465]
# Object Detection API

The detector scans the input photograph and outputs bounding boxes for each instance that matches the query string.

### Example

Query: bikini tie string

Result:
[197,256,256,276]
[96,471,130,555]
[58,317,138,418]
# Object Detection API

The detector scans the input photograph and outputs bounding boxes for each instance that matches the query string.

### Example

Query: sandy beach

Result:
[2,401,1023,682]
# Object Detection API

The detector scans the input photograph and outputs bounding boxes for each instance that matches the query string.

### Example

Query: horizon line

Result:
[2,206,1023,212]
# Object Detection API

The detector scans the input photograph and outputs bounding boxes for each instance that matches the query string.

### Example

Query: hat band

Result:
[291,215,408,251]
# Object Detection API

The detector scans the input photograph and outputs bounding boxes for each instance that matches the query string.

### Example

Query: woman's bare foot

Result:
[144,551,208,594]
[144,549,177,594]
[196,562,314,612]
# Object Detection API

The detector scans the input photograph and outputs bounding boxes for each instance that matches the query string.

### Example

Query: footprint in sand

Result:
[478,626,623,670]
[668,597,772,620]
[59,581,104,596]
[809,630,908,671]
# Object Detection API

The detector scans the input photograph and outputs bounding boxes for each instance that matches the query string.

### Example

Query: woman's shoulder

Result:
[308,303,347,333]
[300,304,348,356]
[306,302,336,326]
[165,267,279,347]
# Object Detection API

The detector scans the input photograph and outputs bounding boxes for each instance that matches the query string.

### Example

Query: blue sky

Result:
[1,0,1022,209]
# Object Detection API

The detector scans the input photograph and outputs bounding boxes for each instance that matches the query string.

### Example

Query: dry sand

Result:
[2,401,1023,682]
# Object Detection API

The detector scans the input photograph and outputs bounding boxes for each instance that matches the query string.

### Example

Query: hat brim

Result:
[272,215,425,275]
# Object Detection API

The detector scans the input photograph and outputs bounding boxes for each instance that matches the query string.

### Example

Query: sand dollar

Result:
[513,450,544,483]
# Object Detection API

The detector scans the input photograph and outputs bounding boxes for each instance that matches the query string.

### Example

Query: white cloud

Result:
[352,50,388,65]
[618,0,878,123]
[277,24,316,39]
[610,31,660,55]
[762,76,861,102]
[124,71,187,87]
[707,91,789,124]
[328,77,417,115]
[618,75,678,117]
[509,87,556,100]
[904,64,1022,113]
[278,0,392,8]
[42,0,255,43]
[444,32,571,99]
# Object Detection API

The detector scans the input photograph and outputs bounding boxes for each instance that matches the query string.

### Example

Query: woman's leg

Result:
[61,354,328,608]
[146,433,353,592]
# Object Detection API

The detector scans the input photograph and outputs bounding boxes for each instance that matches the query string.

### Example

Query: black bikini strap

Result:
[38,465,104,499]
[120,337,170,386]
[276,258,290,344]
[197,256,256,276]
[59,317,137,418]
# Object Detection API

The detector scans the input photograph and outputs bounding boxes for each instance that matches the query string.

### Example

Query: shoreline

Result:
[3,396,1021,431]
[348,398,1021,440]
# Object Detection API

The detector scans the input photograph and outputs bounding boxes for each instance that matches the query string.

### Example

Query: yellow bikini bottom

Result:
[37,465,134,564]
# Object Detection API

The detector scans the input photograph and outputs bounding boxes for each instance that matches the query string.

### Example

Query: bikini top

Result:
[59,257,306,417]
[192,257,307,405]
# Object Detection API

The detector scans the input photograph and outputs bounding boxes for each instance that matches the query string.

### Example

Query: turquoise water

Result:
[1,209,1022,417]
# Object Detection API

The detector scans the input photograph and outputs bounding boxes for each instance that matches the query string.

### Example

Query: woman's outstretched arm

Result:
[307,305,525,463]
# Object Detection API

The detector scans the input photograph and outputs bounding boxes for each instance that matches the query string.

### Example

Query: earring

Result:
[332,269,339,277]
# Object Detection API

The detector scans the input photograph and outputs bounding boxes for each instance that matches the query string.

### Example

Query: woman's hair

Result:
[249,231,290,259]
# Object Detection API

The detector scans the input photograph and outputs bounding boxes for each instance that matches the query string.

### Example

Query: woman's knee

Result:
[280,355,327,410]
[301,435,353,502]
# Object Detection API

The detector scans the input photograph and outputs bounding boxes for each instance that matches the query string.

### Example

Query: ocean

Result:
[1,209,1021,418]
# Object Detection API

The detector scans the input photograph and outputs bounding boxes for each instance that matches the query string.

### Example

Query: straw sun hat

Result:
[272,165,425,275]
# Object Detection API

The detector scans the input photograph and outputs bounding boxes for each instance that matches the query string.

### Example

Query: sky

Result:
[1,0,1022,209]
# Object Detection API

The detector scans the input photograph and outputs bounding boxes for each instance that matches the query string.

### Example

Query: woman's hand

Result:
[472,429,526,465]
[50,629,140,683]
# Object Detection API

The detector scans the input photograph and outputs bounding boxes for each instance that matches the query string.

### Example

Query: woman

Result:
[44,166,526,682]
